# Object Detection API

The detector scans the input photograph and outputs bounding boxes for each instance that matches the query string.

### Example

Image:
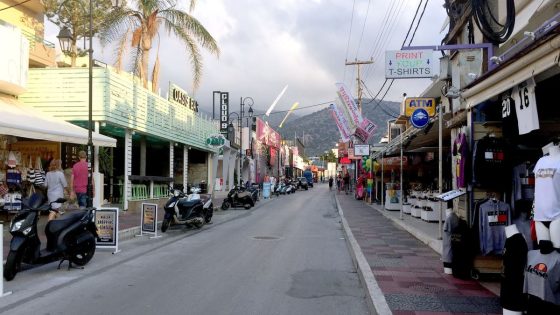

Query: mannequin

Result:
[534,143,560,245]
[442,208,456,275]
[501,224,527,315]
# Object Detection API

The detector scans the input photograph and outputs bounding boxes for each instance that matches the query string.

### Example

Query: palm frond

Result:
[151,55,160,92]
[159,9,219,56]
[114,28,131,73]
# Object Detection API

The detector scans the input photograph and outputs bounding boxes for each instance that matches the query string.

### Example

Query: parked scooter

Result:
[221,186,254,210]
[161,187,213,232]
[4,197,98,281]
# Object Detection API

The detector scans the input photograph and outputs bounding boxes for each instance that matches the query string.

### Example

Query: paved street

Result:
[1,185,368,315]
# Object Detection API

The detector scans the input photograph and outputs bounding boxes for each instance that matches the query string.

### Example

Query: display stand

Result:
[384,183,401,211]
[1,224,13,297]
[137,203,161,239]
[95,208,121,254]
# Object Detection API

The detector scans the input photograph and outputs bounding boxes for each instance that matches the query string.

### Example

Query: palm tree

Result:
[100,0,219,91]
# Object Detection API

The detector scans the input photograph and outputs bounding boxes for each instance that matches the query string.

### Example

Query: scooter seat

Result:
[46,211,87,236]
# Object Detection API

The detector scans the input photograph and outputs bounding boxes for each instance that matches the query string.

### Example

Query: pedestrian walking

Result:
[328,176,333,191]
[45,159,68,221]
[343,171,350,195]
[71,150,91,208]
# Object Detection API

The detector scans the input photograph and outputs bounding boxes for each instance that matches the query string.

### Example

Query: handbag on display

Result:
[11,192,22,211]
[0,169,5,183]
[6,168,21,185]
[0,183,8,197]
[33,156,45,187]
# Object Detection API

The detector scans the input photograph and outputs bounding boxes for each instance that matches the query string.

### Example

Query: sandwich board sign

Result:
[95,207,121,254]
[137,203,161,239]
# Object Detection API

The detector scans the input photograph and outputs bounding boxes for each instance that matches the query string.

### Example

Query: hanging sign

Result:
[354,144,370,156]
[410,108,430,128]
[256,117,281,148]
[404,98,436,117]
[138,203,161,239]
[219,92,229,135]
[95,207,120,253]
[206,133,226,149]
[436,189,466,201]
[385,50,435,79]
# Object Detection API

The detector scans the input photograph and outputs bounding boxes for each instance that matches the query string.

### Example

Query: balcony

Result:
[21,28,56,67]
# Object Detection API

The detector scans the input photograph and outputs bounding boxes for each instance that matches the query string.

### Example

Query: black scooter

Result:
[4,197,98,281]
[161,188,213,232]
[221,186,254,210]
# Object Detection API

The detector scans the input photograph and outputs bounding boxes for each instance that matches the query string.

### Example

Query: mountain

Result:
[272,99,400,156]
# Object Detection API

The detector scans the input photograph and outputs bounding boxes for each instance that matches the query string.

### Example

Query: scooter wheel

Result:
[244,203,252,209]
[221,201,231,210]
[161,217,171,232]
[4,250,23,281]
[69,232,96,266]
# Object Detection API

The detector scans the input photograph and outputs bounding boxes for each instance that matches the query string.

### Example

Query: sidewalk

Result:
[1,191,241,258]
[335,192,501,315]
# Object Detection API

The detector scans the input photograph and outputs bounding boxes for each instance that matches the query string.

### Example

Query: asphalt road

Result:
[1,184,368,315]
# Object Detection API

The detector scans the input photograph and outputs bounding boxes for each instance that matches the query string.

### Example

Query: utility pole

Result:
[345,59,373,114]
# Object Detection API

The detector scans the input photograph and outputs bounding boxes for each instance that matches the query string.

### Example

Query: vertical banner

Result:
[329,103,351,142]
[95,208,121,254]
[335,83,377,142]
[220,92,229,135]
[138,203,161,239]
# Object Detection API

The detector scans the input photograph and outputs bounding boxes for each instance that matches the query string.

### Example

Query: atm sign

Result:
[404,98,436,117]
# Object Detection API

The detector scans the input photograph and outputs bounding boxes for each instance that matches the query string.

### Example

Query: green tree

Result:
[100,0,219,92]
[44,0,116,67]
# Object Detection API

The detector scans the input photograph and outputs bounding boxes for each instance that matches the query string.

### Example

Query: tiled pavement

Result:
[336,193,501,315]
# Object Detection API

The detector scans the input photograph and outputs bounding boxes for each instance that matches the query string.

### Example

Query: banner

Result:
[334,83,377,142]
[329,104,351,142]
[95,208,120,253]
[256,118,281,148]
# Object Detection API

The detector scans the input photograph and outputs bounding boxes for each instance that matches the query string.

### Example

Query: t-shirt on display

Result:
[534,155,560,221]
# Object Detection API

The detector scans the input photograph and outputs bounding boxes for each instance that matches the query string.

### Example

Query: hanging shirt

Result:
[472,136,508,190]
[513,78,539,135]
[534,155,560,222]
[501,89,520,138]
[524,250,560,305]
[452,132,468,188]
[479,200,510,255]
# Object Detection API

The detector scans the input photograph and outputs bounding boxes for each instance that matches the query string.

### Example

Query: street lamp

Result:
[57,0,121,207]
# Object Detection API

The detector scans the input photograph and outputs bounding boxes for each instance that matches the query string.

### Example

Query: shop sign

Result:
[385,50,435,79]
[404,98,436,117]
[206,133,226,149]
[168,83,199,112]
[354,144,370,156]
[410,108,430,128]
[340,157,351,164]
[256,117,281,148]
[95,208,120,253]
[219,92,229,135]
[381,156,408,166]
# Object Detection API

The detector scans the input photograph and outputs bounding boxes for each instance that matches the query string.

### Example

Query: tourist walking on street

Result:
[328,176,333,191]
[45,159,68,221]
[343,171,350,195]
[71,150,91,208]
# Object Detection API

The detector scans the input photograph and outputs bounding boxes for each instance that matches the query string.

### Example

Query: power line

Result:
[408,0,430,46]
[355,0,371,59]
[343,0,357,82]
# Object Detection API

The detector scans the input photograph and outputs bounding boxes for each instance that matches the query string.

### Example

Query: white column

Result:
[228,150,236,189]
[140,136,146,176]
[124,129,132,210]
[169,142,174,189]
[183,146,189,193]
[93,122,102,207]
[222,148,230,191]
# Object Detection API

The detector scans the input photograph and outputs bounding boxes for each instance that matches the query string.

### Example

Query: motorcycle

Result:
[221,186,254,210]
[161,187,213,233]
[4,197,98,281]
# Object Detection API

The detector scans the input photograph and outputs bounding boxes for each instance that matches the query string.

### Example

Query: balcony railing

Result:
[20,28,55,49]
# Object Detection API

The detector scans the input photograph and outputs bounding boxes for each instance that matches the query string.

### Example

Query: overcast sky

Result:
[46,0,448,118]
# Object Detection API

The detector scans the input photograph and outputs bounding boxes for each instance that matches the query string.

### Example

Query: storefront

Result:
[20,67,220,211]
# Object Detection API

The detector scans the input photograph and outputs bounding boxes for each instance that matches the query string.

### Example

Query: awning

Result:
[0,96,116,147]
[463,35,560,109]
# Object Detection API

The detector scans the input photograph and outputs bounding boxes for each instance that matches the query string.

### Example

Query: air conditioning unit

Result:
[450,49,483,112]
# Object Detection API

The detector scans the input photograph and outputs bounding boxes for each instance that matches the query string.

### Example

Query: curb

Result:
[368,205,443,256]
[334,195,392,315]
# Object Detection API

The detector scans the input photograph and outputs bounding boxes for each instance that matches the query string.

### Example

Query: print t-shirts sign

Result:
[512,78,539,135]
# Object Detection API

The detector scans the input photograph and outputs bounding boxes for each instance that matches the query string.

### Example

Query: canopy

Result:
[0,96,116,147]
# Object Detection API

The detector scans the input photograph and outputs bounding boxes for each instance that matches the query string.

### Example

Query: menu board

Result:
[95,208,118,247]
[141,203,157,233]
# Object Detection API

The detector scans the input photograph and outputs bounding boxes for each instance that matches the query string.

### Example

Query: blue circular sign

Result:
[410,108,429,128]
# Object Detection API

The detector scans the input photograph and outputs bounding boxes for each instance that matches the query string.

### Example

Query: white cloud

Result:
[44,0,448,118]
